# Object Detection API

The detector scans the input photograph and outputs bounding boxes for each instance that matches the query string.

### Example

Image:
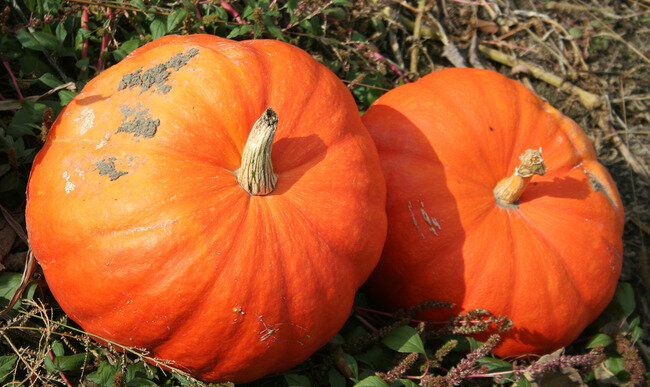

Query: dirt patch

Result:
[94,157,128,181]
[117,48,200,94]
[117,104,160,138]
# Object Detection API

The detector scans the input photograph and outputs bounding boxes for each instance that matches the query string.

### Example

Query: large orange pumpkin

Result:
[26,35,387,382]
[363,68,623,356]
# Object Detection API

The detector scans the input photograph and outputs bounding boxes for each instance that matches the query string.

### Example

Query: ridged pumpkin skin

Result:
[363,68,623,356]
[26,35,387,382]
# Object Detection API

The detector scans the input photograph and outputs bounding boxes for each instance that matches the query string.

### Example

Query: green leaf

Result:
[630,325,643,344]
[355,345,384,368]
[43,0,62,14]
[24,0,37,12]
[241,5,254,19]
[465,337,484,351]
[51,341,65,357]
[284,373,310,387]
[16,29,61,51]
[397,379,418,387]
[264,16,284,40]
[39,73,63,88]
[150,19,167,40]
[332,0,352,6]
[328,368,346,387]
[76,57,90,69]
[300,19,322,35]
[125,362,148,382]
[58,90,78,106]
[629,316,640,330]
[113,38,141,61]
[568,27,582,39]
[227,25,252,39]
[171,374,192,386]
[586,333,612,348]
[52,353,87,371]
[127,378,158,386]
[55,22,67,43]
[130,0,147,11]
[477,357,513,373]
[0,356,18,383]
[86,362,119,387]
[607,282,635,320]
[382,326,425,354]
[167,8,187,31]
[606,356,627,378]
[0,272,27,307]
[16,29,43,51]
[354,376,389,387]
[589,20,603,28]
[8,101,56,137]
[329,334,345,346]
[342,352,358,378]
[323,7,346,19]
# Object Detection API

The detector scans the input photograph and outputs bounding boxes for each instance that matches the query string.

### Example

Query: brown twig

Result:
[0,82,77,111]
[64,0,169,15]
[410,0,426,75]
[0,204,27,243]
[0,251,38,319]
[600,98,650,185]
[477,44,601,109]
[630,217,650,236]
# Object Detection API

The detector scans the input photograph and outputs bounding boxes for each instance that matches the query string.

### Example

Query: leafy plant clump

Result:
[1,0,648,385]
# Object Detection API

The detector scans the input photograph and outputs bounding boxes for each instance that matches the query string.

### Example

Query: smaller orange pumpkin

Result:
[363,68,623,356]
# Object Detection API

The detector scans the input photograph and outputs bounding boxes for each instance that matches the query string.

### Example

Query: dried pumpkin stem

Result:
[494,149,546,207]
[235,108,278,196]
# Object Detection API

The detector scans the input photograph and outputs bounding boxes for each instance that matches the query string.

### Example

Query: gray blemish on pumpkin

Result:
[117,104,160,138]
[95,157,128,181]
[117,48,200,94]
[584,169,615,208]
[419,201,442,236]
[408,201,426,239]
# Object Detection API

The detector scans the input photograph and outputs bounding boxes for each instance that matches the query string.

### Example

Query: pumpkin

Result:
[26,35,387,382]
[363,68,623,356]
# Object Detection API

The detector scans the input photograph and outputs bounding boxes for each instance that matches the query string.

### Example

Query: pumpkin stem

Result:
[494,149,546,207]
[235,108,279,196]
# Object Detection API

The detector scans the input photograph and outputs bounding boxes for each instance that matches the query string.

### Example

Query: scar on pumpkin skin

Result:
[257,316,308,346]
[419,201,442,236]
[117,104,160,138]
[584,169,615,208]
[74,107,95,135]
[94,157,128,181]
[62,171,76,194]
[117,48,200,94]
[408,201,425,239]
